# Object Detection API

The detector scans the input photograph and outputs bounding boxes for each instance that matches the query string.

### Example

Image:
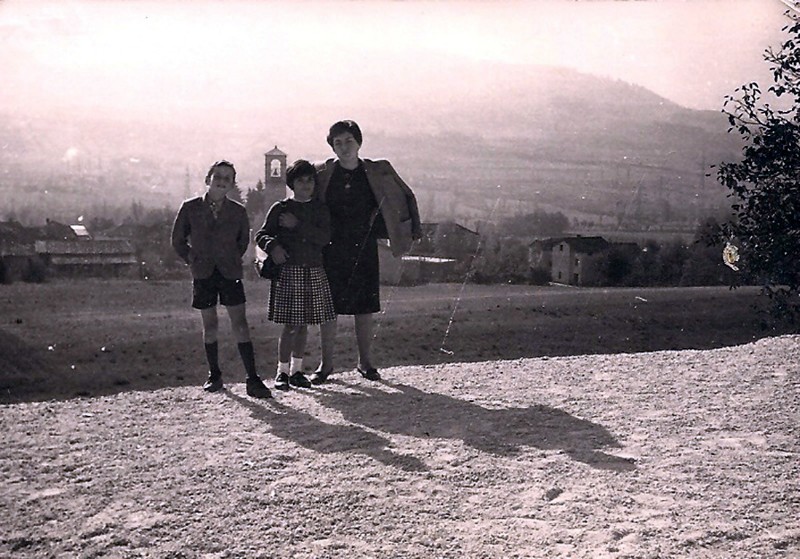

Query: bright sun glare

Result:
[0,0,789,112]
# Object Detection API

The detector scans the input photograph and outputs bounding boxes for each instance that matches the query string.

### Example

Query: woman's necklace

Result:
[342,168,354,190]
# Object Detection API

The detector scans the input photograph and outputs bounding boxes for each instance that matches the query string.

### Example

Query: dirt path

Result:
[2,335,798,558]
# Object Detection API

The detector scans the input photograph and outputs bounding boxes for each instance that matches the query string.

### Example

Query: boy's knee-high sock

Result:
[237,341,258,379]
[205,342,221,376]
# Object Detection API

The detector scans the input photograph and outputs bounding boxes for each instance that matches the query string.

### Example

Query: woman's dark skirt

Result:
[323,236,380,315]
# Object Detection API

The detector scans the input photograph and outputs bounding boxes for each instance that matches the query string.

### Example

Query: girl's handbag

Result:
[255,253,281,280]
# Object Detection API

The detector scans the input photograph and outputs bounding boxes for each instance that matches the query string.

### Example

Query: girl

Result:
[254,159,335,390]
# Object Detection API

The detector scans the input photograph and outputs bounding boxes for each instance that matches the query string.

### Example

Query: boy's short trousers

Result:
[192,267,246,309]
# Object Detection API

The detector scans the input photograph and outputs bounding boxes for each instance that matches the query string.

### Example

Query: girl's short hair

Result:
[285,159,317,190]
[205,160,236,184]
[326,120,363,147]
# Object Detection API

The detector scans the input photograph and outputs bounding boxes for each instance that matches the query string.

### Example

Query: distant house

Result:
[70,224,92,239]
[415,221,479,261]
[378,221,474,285]
[1,219,143,281]
[32,219,140,278]
[99,221,184,278]
[35,238,140,278]
[0,221,39,283]
[38,218,81,241]
[551,236,610,286]
[379,242,457,285]
[102,223,145,240]
[528,237,565,272]
[404,255,458,284]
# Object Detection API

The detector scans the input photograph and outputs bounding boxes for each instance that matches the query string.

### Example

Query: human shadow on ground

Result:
[224,389,428,473]
[313,381,636,472]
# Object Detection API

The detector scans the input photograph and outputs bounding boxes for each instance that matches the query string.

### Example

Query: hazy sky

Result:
[0,0,791,119]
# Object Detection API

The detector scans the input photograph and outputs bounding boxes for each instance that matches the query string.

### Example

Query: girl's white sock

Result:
[277,361,290,374]
[291,356,304,373]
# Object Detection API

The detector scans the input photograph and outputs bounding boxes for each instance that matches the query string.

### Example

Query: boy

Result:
[171,160,271,398]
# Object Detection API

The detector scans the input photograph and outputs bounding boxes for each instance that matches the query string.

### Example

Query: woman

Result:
[310,120,421,384]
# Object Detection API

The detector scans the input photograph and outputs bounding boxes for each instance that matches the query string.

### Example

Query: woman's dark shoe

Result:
[357,367,381,381]
[203,372,223,392]
[289,371,312,389]
[274,372,290,391]
[309,367,333,385]
[246,376,272,399]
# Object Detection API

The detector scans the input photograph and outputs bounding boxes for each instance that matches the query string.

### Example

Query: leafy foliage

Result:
[713,13,800,322]
[471,235,531,284]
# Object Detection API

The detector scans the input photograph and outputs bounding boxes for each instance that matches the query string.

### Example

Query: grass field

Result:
[2,280,799,557]
[0,279,793,403]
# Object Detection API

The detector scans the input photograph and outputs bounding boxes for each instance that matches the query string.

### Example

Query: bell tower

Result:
[265,145,287,185]
[263,145,288,209]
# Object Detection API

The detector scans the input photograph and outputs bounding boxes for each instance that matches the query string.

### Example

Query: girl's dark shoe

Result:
[203,372,223,392]
[357,367,381,381]
[246,376,272,399]
[274,372,290,391]
[289,371,312,389]
[310,367,333,385]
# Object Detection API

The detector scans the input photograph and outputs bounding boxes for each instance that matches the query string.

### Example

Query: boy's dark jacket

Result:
[314,158,422,257]
[171,196,250,280]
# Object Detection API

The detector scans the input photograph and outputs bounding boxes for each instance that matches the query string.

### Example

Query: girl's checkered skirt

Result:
[268,265,336,325]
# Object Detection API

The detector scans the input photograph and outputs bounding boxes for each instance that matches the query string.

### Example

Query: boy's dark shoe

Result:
[203,372,223,392]
[289,371,312,389]
[309,367,333,385]
[357,367,381,381]
[274,372,290,391]
[246,376,272,399]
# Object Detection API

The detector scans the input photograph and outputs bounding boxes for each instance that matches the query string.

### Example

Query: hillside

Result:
[1,62,739,226]
[364,63,738,225]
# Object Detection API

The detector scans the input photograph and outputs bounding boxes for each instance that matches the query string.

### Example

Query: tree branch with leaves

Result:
[713,12,800,323]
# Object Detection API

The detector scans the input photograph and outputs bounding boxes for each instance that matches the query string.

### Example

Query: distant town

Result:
[1,146,734,289]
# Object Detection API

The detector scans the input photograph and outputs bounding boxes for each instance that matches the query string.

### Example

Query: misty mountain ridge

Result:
[1,61,739,227]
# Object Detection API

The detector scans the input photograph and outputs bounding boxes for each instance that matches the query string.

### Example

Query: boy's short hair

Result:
[205,160,237,184]
[286,159,317,190]
[326,120,363,147]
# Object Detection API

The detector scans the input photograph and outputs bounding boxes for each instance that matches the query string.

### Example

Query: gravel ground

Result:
[2,335,799,558]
